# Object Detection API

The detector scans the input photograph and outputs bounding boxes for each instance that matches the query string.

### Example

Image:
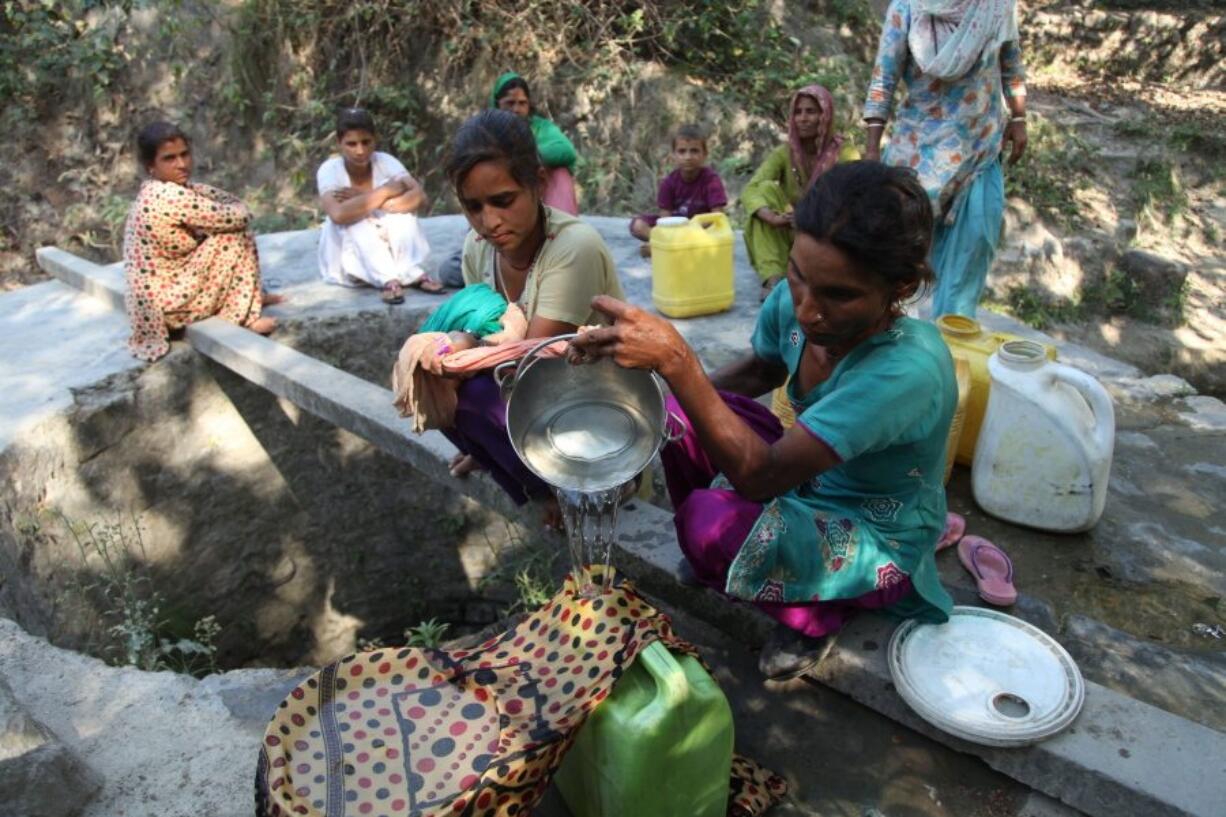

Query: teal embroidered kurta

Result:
[724,283,956,623]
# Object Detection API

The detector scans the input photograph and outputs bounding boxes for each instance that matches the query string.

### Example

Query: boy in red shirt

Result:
[630,124,729,257]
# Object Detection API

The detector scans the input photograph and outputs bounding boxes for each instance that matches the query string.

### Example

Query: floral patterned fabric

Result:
[724,283,957,622]
[122,179,263,361]
[256,568,787,817]
[863,0,1026,222]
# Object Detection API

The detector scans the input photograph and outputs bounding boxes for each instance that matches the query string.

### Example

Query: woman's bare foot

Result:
[249,316,277,335]
[638,243,652,258]
[261,291,287,306]
[409,275,446,294]
[449,453,480,478]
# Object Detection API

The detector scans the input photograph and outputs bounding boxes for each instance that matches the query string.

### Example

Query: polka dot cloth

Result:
[256,568,787,817]
[122,180,264,361]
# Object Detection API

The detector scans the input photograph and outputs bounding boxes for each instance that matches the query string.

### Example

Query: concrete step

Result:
[36,244,1226,817]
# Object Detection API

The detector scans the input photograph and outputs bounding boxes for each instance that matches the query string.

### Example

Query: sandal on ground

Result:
[759,274,783,303]
[758,623,838,681]
[957,535,1018,606]
[410,275,446,294]
[937,512,966,553]
[381,281,405,305]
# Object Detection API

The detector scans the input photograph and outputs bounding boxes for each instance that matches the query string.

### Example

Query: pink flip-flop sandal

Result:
[937,512,966,553]
[957,535,1017,606]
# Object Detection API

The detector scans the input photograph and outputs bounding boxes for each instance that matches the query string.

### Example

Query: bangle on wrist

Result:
[1010,115,1026,123]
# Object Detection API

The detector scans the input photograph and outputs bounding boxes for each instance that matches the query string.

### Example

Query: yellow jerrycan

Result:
[936,315,1056,466]
[650,213,735,318]
[554,640,734,817]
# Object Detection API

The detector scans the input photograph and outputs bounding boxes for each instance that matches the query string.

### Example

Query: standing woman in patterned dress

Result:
[122,121,276,361]
[863,0,1028,318]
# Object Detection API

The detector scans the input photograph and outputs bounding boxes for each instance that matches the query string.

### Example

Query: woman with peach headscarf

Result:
[742,85,860,301]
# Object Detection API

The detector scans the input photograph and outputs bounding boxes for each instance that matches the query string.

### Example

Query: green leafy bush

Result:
[0,1,127,108]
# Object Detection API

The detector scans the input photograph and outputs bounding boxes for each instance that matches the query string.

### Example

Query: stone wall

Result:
[0,339,523,670]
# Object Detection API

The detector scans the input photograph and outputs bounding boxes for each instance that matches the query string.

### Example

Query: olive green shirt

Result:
[740,142,862,215]
[461,206,624,327]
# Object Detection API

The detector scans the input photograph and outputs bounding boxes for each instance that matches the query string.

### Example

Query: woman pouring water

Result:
[570,161,956,680]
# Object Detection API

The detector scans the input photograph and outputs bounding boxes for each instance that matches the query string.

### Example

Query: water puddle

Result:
[556,486,622,599]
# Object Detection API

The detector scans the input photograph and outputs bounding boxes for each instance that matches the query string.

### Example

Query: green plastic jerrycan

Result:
[554,640,734,817]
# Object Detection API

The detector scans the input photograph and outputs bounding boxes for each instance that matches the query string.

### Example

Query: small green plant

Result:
[1162,278,1191,325]
[54,511,221,676]
[404,617,450,649]
[984,284,1082,330]
[512,568,555,611]
[477,521,560,615]
[1098,267,1144,316]
[1133,158,1188,224]
[1004,115,1097,228]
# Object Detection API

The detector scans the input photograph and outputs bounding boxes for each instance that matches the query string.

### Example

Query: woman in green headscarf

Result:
[491,71,580,214]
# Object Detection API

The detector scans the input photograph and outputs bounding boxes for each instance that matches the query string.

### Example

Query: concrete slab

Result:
[0,617,311,817]
[0,277,139,451]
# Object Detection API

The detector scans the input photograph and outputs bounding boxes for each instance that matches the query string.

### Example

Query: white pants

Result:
[318,212,430,288]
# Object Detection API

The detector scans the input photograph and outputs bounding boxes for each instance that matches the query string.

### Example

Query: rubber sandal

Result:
[381,282,405,305]
[937,512,966,553]
[758,624,838,681]
[957,535,1017,606]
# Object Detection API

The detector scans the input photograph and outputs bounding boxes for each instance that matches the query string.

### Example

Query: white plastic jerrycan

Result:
[972,340,1115,532]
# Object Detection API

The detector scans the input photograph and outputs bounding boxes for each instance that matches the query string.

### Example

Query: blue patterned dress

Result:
[720,284,956,623]
[863,0,1026,220]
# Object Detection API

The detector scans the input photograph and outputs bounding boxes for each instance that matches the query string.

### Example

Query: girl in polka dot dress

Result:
[122,121,276,361]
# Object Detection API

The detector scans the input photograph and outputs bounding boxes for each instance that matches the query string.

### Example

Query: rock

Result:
[1115,249,1188,301]
[0,673,102,817]
[1107,374,1197,404]
[1177,395,1226,432]
[946,585,1061,636]
[1062,614,1226,733]
[0,616,310,817]
[1114,219,1137,244]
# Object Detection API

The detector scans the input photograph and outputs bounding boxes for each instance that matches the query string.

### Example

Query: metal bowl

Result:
[499,335,673,493]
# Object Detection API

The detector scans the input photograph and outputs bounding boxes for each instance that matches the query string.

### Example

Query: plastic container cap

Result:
[888,606,1085,747]
[656,216,689,227]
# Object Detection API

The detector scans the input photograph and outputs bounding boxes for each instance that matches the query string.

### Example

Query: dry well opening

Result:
[0,315,557,673]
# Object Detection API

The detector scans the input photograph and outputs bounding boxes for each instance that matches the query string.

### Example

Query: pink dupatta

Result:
[787,84,844,192]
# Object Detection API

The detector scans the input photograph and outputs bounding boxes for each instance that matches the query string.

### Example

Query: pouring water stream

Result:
[556,486,622,599]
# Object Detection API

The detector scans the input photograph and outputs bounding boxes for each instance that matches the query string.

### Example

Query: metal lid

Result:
[888,606,1085,747]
